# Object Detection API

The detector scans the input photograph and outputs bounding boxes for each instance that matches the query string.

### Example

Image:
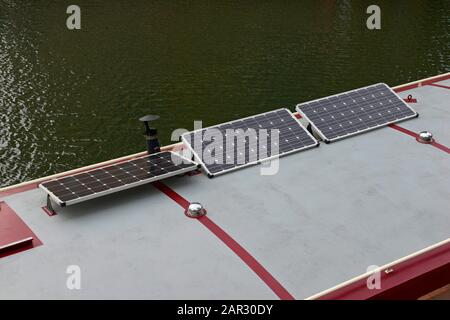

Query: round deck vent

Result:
[417,131,434,144]
[185,202,207,218]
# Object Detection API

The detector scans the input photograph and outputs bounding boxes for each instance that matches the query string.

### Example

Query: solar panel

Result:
[296,83,418,143]
[39,151,199,206]
[181,108,319,177]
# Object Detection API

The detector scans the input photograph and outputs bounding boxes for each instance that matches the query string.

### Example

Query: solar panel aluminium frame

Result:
[295,83,419,143]
[39,151,199,207]
[181,108,319,178]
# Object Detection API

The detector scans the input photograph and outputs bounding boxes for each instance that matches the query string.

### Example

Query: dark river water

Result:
[0,0,449,187]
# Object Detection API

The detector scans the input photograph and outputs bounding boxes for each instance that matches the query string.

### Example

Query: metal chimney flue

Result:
[139,114,161,154]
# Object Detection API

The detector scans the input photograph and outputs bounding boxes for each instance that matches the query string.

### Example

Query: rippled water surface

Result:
[0,0,449,187]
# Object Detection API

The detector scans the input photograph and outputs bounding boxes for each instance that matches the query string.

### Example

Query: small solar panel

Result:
[181,108,319,177]
[296,83,418,143]
[39,151,199,206]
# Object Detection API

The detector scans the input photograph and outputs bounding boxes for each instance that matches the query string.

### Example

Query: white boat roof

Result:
[0,74,449,299]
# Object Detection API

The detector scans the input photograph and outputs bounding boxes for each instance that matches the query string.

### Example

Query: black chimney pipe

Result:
[139,114,161,154]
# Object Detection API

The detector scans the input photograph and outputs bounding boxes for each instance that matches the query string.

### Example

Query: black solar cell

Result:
[296,83,418,143]
[182,108,319,177]
[39,151,198,206]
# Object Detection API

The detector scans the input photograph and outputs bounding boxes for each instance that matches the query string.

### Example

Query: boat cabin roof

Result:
[0,74,449,299]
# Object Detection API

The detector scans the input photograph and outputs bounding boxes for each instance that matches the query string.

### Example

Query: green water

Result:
[0,0,449,187]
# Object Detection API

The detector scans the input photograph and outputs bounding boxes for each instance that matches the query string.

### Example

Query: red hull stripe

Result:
[389,124,450,154]
[152,181,295,300]
[317,242,450,300]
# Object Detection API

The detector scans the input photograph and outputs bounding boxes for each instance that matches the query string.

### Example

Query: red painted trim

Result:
[429,141,450,154]
[394,83,421,93]
[393,74,450,93]
[198,216,295,300]
[389,124,450,154]
[317,242,450,300]
[151,181,295,300]
[41,206,57,217]
[0,201,43,259]
[152,181,190,209]
[388,124,418,138]
[428,83,450,90]
[0,183,38,198]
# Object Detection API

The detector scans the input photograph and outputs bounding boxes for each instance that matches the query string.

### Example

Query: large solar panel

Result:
[39,151,199,206]
[296,83,418,143]
[181,108,319,177]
